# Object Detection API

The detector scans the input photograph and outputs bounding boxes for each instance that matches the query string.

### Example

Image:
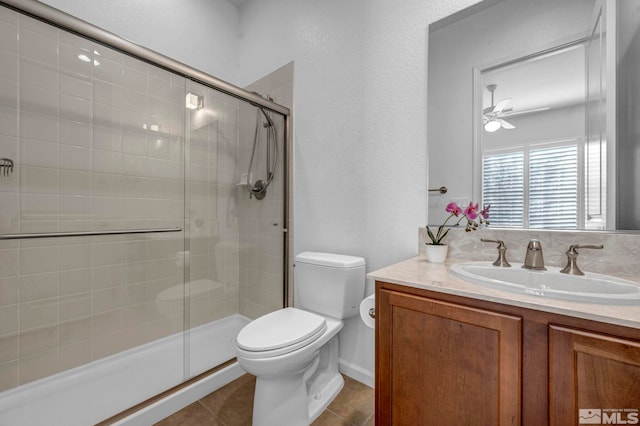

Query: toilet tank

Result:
[295,252,365,319]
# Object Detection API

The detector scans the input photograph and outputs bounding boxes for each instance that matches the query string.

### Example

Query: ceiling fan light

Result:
[484,120,501,132]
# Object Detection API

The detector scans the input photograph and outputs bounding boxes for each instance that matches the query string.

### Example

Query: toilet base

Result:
[308,373,344,423]
[249,334,344,426]
[252,370,344,426]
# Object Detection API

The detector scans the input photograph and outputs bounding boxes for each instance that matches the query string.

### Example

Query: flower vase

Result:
[425,244,448,263]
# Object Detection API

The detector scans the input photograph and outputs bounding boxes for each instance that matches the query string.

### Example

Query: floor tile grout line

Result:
[196,399,227,426]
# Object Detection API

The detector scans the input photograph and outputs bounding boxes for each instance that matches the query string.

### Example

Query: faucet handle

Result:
[568,244,604,252]
[480,238,511,267]
[559,244,604,275]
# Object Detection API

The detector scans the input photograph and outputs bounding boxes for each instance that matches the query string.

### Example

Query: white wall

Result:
[238,0,482,383]
[39,0,241,83]
[34,0,483,384]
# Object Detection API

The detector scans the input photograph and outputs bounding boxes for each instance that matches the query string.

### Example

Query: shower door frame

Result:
[0,0,292,364]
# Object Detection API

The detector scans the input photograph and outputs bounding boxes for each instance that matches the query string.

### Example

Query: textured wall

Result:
[39,0,241,83]
[238,0,483,384]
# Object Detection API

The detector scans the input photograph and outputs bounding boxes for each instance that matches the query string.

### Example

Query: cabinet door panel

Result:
[549,325,640,426]
[377,289,522,426]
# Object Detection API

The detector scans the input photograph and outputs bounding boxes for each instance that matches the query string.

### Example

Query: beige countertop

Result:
[367,255,640,330]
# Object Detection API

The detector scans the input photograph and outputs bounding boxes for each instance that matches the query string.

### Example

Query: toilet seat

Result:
[236,308,327,359]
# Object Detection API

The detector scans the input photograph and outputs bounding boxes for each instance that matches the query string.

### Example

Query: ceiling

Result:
[482,43,586,114]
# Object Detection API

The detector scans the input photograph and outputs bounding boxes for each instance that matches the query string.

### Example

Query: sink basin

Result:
[450,262,640,304]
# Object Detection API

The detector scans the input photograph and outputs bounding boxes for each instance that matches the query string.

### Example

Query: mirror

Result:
[427,0,640,231]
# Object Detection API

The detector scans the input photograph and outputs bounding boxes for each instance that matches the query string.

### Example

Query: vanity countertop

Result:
[368,255,640,330]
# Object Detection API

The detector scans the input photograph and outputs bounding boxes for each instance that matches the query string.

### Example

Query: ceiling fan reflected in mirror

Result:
[483,84,516,132]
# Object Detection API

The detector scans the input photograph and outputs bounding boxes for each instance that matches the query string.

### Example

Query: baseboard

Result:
[338,358,374,388]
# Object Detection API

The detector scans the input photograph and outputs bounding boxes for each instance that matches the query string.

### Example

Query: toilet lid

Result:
[236,307,327,352]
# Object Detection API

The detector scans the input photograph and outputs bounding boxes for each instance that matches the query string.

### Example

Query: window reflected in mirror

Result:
[478,42,605,229]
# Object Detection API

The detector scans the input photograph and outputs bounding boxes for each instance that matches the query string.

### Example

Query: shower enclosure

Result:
[0,1,289,424]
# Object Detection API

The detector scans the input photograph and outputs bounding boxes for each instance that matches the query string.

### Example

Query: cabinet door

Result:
[377,289,522,425]
[549,325,640,426]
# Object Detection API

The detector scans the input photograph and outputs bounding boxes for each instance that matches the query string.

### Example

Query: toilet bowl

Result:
[235,252,365,426]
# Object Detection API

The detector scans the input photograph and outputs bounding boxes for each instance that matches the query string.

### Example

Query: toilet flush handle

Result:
[368,308,375,319]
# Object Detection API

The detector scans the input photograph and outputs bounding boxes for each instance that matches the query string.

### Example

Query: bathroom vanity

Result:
[369,257,640,425]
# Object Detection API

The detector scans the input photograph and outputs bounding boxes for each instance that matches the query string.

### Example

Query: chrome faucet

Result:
[559,244,604,275]
[522,239,546,270]
[480,238,511,267]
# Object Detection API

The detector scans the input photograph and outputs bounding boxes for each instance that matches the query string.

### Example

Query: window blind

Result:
[529,145,578,228]
[482,151,524,227]
[482,144,578,229]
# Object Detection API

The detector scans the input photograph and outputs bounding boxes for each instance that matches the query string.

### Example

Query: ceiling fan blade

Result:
[501,106,550,117]
[493,98,511,113]
[498,119,516,129]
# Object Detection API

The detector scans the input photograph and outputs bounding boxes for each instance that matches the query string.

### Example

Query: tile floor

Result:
[155,374,374,426]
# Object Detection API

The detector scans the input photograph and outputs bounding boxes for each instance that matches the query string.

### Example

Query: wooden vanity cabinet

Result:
[375,282,640,426]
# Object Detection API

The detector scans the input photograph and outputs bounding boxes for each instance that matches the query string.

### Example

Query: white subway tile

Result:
[59,94,91,124]
[20,272,58,302]
[0,77,17,112]
[92,242,122,266]
[0,304,18,334]
[91,264,122,290]
[59,293,91,321]
[94,57,123,86]
[59,269,91,295]
[21,139,58,168]
[21,166,58,194]
[0,21,17,53]
[0,192,19,233]
[19,28,58,67]
[19,298,58,330]
[59,170,93,195]
[20,83,56,116]
[123,66,147,93]
[0,276,19,306]
[18,325,58,357]
[19,348,59,385]
[59,317,91,345]
[20,112,57,143]
[122,130,147,156]
[93,287,122,314]
[0,107,17,137]
[58,43,92,78]
[20,246,59,275]
[92,196,122,220]
[59,195,92,220]
[59,144,93,172]
[59,73,92,100]
[93,172,123,197]
[20,57,57,90]
[93,149,122,174]
[59,120,92,149]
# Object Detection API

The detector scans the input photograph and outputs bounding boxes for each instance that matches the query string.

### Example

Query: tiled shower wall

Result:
[0,5,290,393]
[0,8,186,391]
[187,84,243,327]
[240,62,293,319]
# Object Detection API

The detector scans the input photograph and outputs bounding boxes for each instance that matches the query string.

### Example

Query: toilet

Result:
[235,252,366,426]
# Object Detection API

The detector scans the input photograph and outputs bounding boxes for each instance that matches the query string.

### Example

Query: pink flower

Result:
[445,202,462,217]
[463,202,479,220]
[480,204,490,219]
